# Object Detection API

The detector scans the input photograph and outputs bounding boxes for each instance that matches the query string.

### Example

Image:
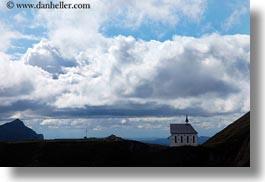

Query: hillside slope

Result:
[203,112,250,166]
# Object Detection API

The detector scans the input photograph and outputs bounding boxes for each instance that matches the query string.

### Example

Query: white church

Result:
[169,114,198,147]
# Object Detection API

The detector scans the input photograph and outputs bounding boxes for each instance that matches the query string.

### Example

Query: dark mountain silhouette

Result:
[0,119,44,142]
[0,112,249,167]
[203,111,250,166]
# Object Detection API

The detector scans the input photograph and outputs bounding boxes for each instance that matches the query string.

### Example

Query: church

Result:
[169,115,198,147]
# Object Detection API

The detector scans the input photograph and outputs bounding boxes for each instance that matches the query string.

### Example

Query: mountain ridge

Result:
[0,112,250,166]
[0,119,44,142]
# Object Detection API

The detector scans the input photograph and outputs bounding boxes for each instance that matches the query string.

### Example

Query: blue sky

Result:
[101,0,249,40]
[3,0,250,56]
[0,0,250,139]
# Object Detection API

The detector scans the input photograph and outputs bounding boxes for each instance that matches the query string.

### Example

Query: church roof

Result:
[170,124,198,134]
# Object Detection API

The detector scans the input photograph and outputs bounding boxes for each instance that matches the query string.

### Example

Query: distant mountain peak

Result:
[105,134,123,141]
[0,119,44,142]
[11,119,24,124]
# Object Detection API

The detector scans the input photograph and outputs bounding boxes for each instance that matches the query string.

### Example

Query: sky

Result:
[0,0,250,139]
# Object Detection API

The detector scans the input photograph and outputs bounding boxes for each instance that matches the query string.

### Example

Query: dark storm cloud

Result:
[0,99,236,123]
[131,53,240,99]
[0,100,52,115]
[133,68,239,99]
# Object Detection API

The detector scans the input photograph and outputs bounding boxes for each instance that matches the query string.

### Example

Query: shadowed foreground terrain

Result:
[0,112,250,167]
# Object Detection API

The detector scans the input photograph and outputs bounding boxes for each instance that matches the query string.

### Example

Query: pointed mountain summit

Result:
[6,119,25,126]
[0,119,44,142]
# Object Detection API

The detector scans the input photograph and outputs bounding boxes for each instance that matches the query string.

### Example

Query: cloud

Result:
[23,39,76,75]
[0,58,61,110]
[34,113,240,138]
[130,34,249,103]
[13,13,28,25]
[0,21,40,62]
[0,60,40,99]
[0,1,249,139]
[222,2,248,32]
[0,23,22,52]
[0,0,7,10]
[103,0,206,28]
[35,0,207,58]
[0,33,249,118]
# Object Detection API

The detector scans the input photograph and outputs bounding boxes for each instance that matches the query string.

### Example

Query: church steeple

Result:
[185,114,189,124]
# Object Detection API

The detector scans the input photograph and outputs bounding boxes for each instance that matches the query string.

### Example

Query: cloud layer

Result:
[0,0,249,138]
[1,33,249,118]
